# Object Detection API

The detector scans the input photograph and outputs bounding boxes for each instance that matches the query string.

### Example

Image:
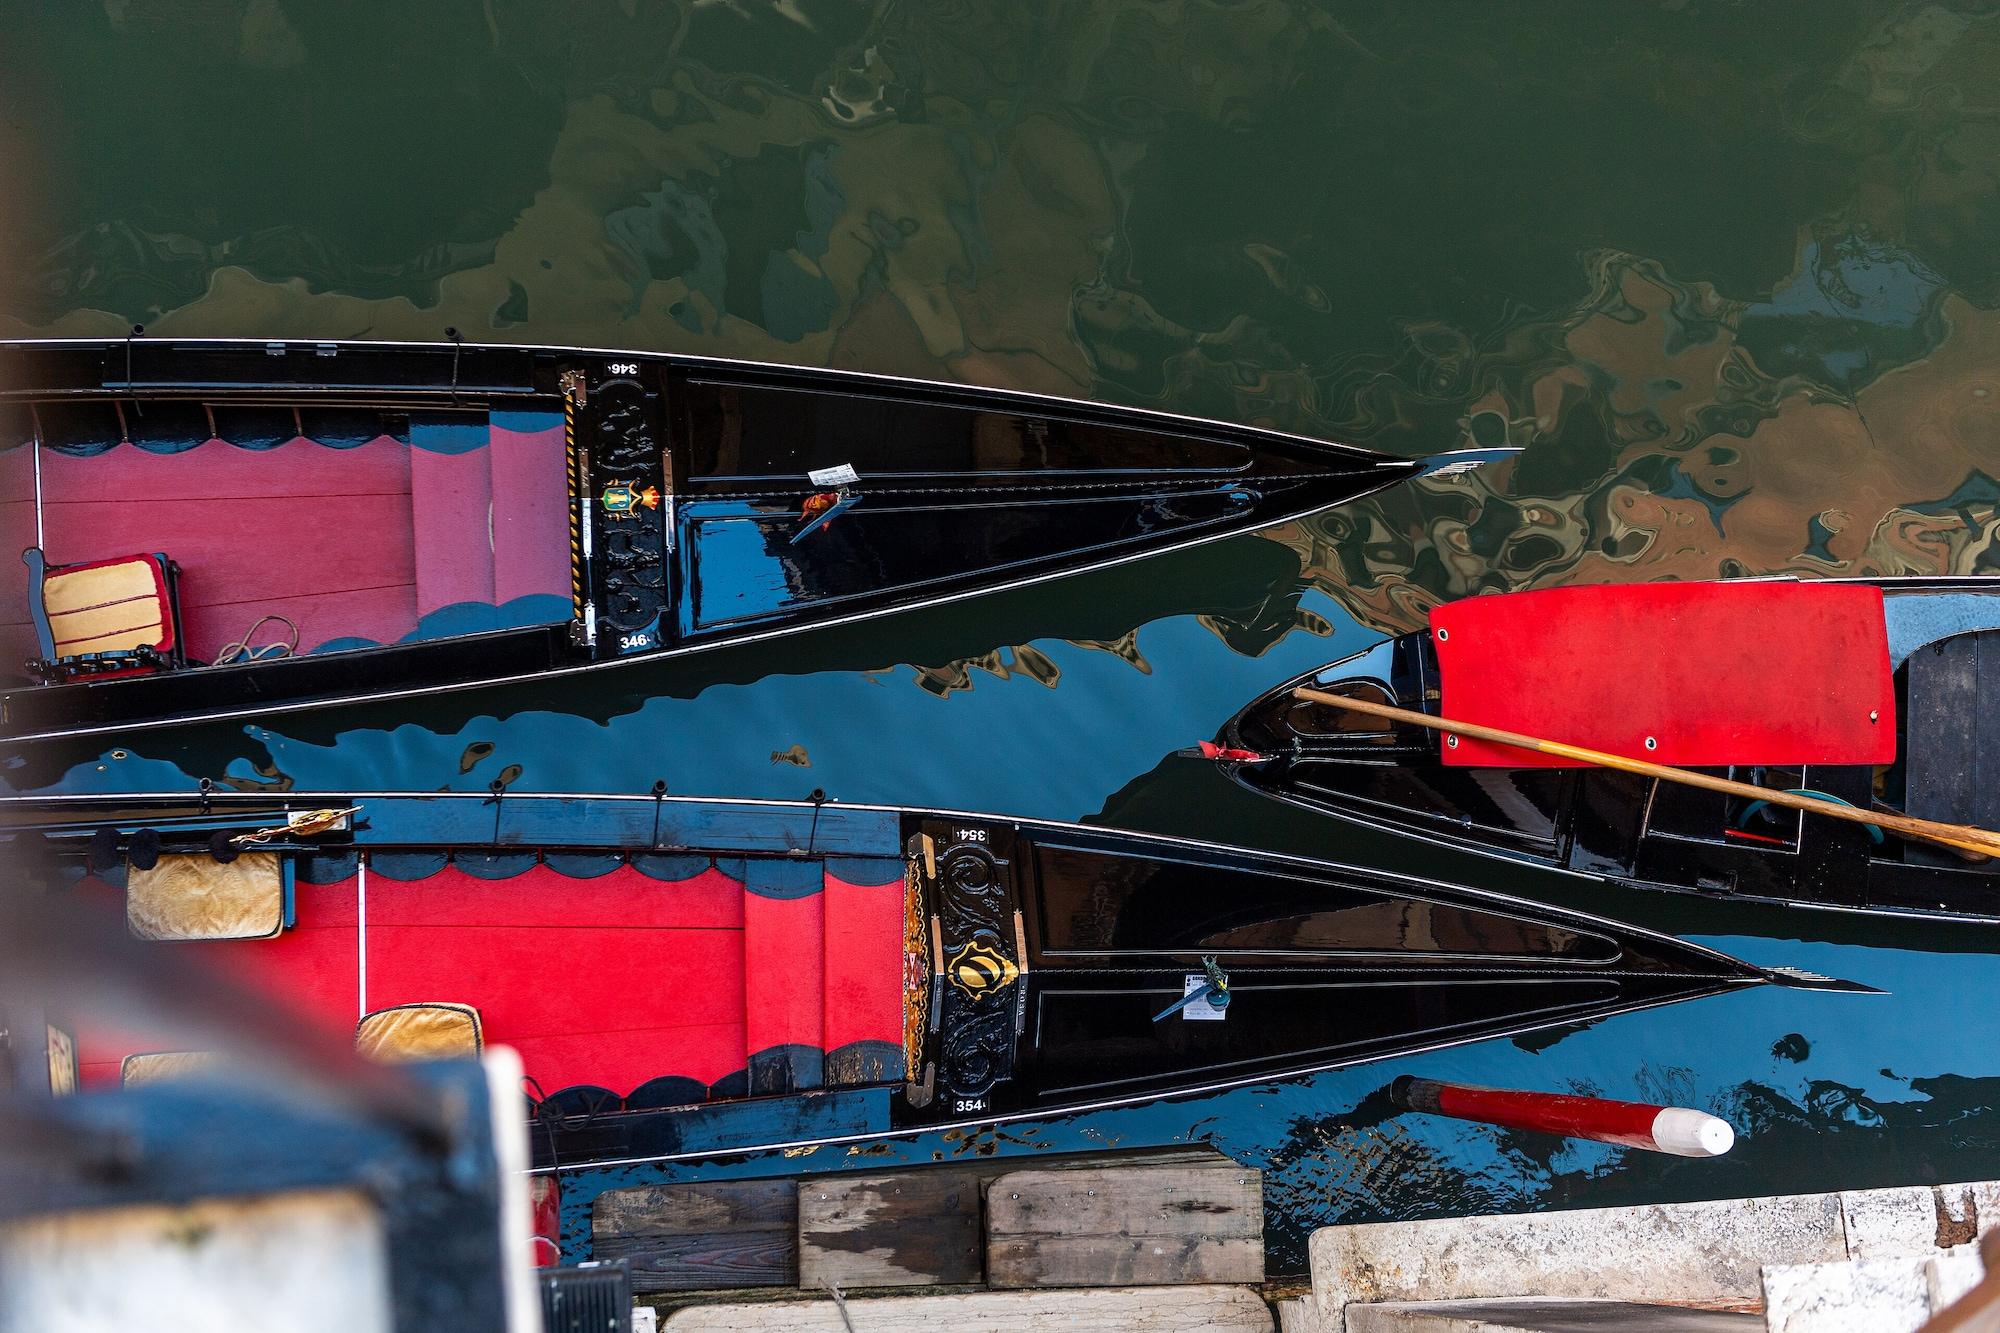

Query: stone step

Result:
[1310,1180,1999,1330]
[1346,1298,1760,1333]
[658,1284,1275,1331]
[1761,1252,1988,1332]
[1313,1193,1838,1316]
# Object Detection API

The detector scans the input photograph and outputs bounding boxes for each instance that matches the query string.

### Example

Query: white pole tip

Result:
[1651,1107,1737,1158]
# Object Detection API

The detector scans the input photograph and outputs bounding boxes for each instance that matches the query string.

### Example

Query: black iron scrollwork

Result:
[928,825,1022,1104]
[583,378,670,648]
[939,845,1007,925]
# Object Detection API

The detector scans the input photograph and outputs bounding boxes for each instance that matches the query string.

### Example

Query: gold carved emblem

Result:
[947,937,1019,999]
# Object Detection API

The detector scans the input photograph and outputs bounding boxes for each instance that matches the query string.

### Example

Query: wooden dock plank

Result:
[595,1229,797,1291]
[798,1169,985,1288]
[985,1163,1264,1289]
[592,1179,794,1238]
[985,1235,1265,1289]
[592,1179,797,1293]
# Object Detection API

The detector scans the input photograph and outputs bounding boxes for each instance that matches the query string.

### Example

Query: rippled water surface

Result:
[6,1,2000,1271]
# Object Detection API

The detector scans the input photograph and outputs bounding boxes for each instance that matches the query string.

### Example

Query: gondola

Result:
[1,789,1860,1173]
[0,336,1503,744]
[1219,576,2000,923]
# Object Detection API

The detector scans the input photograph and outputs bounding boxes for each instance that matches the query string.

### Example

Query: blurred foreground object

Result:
[0,868,541,1333]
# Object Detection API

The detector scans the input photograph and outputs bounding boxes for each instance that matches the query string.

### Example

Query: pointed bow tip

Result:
[1759,965,1886,995]
[1413,446,1523,479]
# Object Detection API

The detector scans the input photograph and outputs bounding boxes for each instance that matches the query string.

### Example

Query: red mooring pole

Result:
[1391,1076,1736,1158]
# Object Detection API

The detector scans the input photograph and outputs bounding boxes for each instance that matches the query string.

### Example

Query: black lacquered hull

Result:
[0,338,1421,743]
[0,790,1839,1171]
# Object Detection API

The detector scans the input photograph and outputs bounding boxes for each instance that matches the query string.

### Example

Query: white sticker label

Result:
[808,462,860,487]
[1179,974,1226,1021]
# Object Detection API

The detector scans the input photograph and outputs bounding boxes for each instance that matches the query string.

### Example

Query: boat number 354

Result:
[954,828,987,843]
[952,1097,988,1115]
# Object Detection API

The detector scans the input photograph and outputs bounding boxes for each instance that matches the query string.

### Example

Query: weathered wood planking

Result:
[592,1179,797,1292]
[794,1147,1233,1290]
[984,1164,1264,1289]
[798,1169,985,1288]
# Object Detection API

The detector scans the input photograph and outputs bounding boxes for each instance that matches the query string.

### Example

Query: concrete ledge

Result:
[1346,1299,1760,1332]
[1760,1259,1930,1333]
[1312,1193,1841,1313]
[1839,1183,1999,1259]
[1311,1178,2000,1329]
[659,1284,1275,1331]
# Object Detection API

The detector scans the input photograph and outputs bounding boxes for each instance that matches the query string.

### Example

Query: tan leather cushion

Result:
[127,852,286,941]
[121,1051,224,1086]
[355,1004,482,1062]
[43,556,170,656]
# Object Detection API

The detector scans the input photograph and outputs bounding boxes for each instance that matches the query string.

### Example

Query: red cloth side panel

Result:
[489,422,571,606]
[1434,581,1897,768]
[410,446,495,616]
[822,871,906,1055]
[744,888,825,1068]
[364,864,746,1094]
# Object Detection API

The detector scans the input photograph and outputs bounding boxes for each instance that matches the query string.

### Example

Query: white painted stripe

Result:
[32,427,43,548]
[356,858,368,1018]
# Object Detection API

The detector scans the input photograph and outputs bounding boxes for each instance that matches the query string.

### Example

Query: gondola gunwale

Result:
[0,332,1413,462]
[1218,574,2000,927]
[0,786,1827,982]
[0,335,1470,746]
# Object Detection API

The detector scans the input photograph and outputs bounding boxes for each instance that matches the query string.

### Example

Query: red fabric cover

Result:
[1433,581,1897,768]
[39,439,420,658]
[822,870,906,1054]
[79,860,909,1099]
[77,865,750,1094]
[74,876,360,1084]
[365,865,747,1093]
[744,887,824,1062]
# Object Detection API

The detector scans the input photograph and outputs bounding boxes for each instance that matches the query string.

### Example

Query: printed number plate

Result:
[809,462,860,487]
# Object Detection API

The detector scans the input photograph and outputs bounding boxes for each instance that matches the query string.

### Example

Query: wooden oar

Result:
[1294,687,2000,860]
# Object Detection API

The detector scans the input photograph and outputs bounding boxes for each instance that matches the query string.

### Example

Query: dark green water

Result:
[7,1,2000,1271]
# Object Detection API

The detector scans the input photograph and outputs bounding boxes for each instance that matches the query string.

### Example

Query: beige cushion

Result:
[121,1051,224,1087]
[355,1004,483,1063]
[127,852,285,942]
[42,555,170,657]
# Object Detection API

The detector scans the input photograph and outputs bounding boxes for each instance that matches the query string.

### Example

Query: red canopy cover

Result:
[1432,581,1896,769]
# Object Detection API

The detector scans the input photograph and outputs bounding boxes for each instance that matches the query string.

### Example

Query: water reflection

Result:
[5,0,2000,1270]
